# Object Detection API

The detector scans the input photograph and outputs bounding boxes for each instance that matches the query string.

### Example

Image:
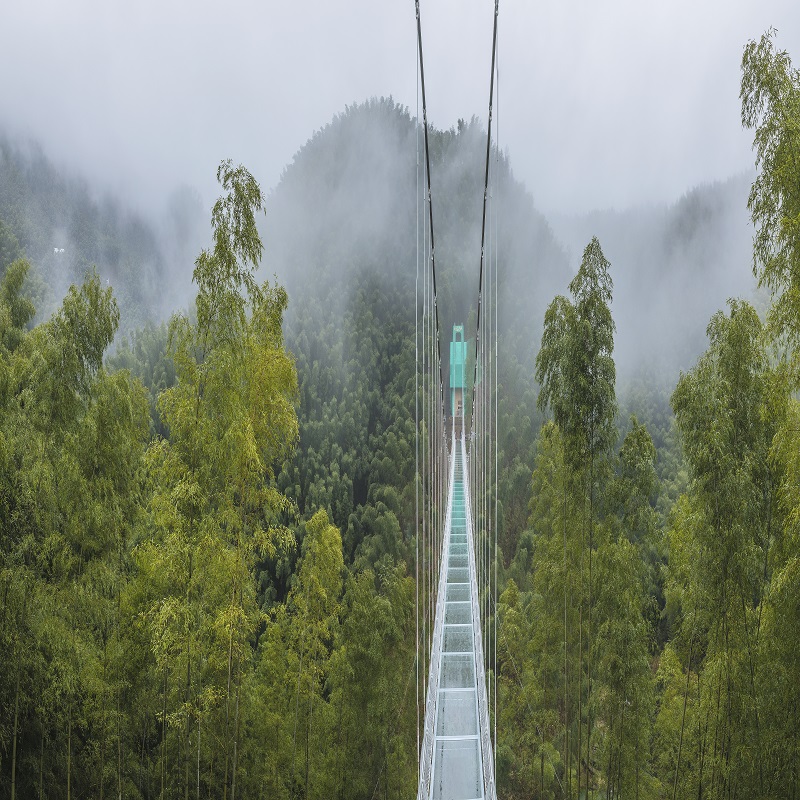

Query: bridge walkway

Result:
[418,432,495,800]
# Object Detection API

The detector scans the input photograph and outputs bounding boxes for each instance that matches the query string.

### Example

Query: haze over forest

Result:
[4,5,800,800]
[3,0,792,370]
[3,0,799,214]
[0,110,760,382]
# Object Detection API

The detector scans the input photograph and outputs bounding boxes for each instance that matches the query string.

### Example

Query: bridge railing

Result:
[417,442,454,800]
[462,433,497,800]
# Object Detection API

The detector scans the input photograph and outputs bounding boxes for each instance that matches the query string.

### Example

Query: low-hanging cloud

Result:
[1,0,798,221]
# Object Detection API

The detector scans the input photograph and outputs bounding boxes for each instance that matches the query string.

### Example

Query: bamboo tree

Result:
[741,33,800,794]
[141,160,298,798]
[536,237,617,796]
[670,299,781,798]
[741,29,800,352]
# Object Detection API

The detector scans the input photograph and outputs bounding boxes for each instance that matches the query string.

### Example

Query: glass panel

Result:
[431,738,482,800]
[435,689,478,736]
[443,625,472,652]
[445,602,472,625]
[447,584,470,602]
[441,653,475,688]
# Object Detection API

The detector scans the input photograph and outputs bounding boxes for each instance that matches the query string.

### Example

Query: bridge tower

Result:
[450,325,469,435]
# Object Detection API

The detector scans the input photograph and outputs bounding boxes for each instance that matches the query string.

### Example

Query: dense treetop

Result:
[2,33,800,798]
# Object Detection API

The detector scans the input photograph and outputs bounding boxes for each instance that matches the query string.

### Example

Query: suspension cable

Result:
[471,0,500,421]
[492,26,500,779]
[415,0,446,425]
[415,3,499,795]
[415,20,421,774]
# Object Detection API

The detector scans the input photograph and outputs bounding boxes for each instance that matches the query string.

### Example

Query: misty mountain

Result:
[0,133,205,330]
[261,99,760,395]
[549,172,760,379]
[4,103,758,389]
[260,98,572,381]
[258,98,572,554]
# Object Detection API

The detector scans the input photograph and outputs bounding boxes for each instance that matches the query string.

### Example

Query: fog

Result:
[550,172,760,380]
[2,1,799,217]
[1,1,797,381]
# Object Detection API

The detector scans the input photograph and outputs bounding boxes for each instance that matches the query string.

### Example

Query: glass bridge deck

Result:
[429,442,484,800]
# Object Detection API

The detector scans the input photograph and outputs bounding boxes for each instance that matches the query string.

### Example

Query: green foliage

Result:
[0,260,150,799]
[670,300,777,620]
[0,160,296,799]
[666,299,786,798]
[741,28,800,346]
[0,218,22,272]
[531,237,632,797]
[106,320,175,435]
[7,51,800,800]
[735,38,800,792]
[536,236,617,470]
[0,258,35,354]
[508,410,659,798]
[276,273,418,577]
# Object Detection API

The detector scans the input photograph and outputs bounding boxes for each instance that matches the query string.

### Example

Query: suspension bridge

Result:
[417,428,496,800]
[414,2,501,798]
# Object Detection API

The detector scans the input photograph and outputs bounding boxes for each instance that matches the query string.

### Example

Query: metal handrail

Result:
[417,442,455,800]
[462,433,497,800]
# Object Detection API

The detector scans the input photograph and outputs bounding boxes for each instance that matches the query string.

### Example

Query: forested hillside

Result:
[0,153,422,799]
[551,171,759,377]
[261,98,572,567]
[493,29,800,800]
[2,27,800,800]
[0,136,203,330]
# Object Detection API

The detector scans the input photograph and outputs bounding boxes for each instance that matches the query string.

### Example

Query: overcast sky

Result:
[2,0,799,217]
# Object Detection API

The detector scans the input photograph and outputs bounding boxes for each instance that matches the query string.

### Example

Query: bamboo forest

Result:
[2,15,800,800]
